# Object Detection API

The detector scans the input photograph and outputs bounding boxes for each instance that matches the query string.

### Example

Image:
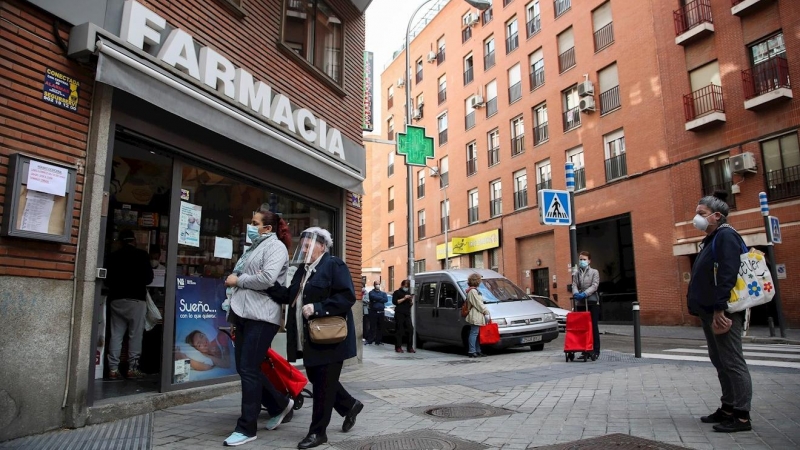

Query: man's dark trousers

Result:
[368,310,384,343]
[394,312,413,351]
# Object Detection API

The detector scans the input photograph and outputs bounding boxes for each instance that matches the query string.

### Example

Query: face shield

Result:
[289,228,332,266]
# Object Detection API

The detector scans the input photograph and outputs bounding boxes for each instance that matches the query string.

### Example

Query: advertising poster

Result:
[362,51,374,132]
[178,201,202,247]
[173,276,235,383]
[42,67,80,112]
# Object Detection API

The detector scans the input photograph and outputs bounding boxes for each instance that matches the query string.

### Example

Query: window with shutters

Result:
[557,27,575,73]
[598,63,620,114]
[592,2,614,51]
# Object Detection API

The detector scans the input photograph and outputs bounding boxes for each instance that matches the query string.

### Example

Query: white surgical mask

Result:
[693,214,709,232]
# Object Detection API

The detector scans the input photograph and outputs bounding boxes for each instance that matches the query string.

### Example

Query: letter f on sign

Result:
[120,0,166,50]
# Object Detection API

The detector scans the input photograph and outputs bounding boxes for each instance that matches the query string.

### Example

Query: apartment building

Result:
[364,0,798,327]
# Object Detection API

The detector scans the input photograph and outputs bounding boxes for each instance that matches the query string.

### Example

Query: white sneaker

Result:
[223,432,256,446]
[265,398,294,430]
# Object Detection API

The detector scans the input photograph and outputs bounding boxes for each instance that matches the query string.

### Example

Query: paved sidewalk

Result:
[600,325,800,344]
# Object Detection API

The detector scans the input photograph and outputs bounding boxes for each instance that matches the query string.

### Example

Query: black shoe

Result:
[477,353,487,357]
[713,419,752,433]
[297,433,327,449]
[468,353,477,358]
[701,408,733,423]
[342,400,363,432]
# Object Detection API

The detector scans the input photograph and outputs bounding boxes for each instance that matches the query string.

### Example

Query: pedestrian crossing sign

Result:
[539,189,571,226]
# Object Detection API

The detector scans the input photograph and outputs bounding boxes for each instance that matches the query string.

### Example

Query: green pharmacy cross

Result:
[396,125,434,166]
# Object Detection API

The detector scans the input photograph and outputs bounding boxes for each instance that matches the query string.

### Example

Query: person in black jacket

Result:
[687,191,753,433]
[392,280,415,353]
[266,227,362,449]
[105,229,154,380]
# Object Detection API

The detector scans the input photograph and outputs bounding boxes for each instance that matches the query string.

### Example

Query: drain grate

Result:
[406,402,514,421]
[333,429,489,450]
[530,433,688,449]
[0,413,153,450]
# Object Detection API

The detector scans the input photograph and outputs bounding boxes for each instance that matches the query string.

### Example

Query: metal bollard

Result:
[632,301,641,358]
[768,317,775,337]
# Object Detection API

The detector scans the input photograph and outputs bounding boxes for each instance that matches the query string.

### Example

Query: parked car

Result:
[413,269,559,351]
[530,296,569,332]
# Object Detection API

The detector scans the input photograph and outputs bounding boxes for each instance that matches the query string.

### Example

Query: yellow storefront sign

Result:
[436,229,500,259]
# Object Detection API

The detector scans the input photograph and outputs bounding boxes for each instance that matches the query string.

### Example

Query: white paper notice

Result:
[20,191,55,233]
[148,269,166,287]
[27,161,68,196]
[178,201,202,247]
[214,237,233,259]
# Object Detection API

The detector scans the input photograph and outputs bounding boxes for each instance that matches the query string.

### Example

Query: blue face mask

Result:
[246,224,260,242]
[579,260,589,268]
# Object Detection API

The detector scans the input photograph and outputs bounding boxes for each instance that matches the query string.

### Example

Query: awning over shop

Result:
[94,40,365,194]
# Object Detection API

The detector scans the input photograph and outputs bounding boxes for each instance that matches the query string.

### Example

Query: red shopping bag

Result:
[479,321,500,345]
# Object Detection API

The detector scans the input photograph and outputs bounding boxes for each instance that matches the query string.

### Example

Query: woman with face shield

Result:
[266,227,362,449]
[687,191,753,433]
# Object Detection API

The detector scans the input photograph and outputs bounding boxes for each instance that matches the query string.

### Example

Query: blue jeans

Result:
[468,325,482,354]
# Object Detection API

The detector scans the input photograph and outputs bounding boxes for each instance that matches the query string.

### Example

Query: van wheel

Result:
[530,344,544,351]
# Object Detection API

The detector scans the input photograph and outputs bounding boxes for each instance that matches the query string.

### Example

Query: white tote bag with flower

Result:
[712,235,776,313]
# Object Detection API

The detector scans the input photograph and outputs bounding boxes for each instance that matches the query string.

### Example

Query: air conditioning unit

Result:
[427,51,437,63]
[464,12,479,27]
[577,80,594,97]
[412,108,423,120]
[730,152,757,173]
[579,97,596,112]
[470,95,485,108]
[397,77,405,87]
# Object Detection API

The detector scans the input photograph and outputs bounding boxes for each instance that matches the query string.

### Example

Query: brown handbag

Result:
[308,316,348,344]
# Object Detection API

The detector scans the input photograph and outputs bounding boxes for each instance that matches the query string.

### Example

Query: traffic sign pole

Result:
[565,163,578,282]
[759,192,785,338]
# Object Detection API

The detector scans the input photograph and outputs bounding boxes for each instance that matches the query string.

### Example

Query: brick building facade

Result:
[363,0,798,327]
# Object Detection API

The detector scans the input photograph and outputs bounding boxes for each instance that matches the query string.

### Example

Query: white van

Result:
[414,269,559,351]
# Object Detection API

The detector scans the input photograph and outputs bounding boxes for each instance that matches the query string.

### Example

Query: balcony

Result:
[526,15,541,38]
[418,224,426,239]
[554,0,571,18]
[534,122,549,145]
[388,235,395,247]
[704,181,736,208]
[462,26,472,43]
[482,7,493,24]
[535,179,552,193]
[530,66,545,90]
[467,158,478,176]
[488,147,500,166]
[684,84,726,131]
[767,165,800,201]
[441,216,449,233]
[486,97,498,117]
[484,51,496,70]
[415,70,423,84]
[387,95,393,109]
[599,85,621,114]
[465,111,476,130]
[464,66,474,85]
[511,135,525,156]
[506,33,519,54]
[418,183,425,198]
[468,206,479,224]
[439,129,448,145]
[514,189,528,209]
[674,0,714,46]
[732,0,772,17]
[490,199,502,217]
[438,88,447,105]
[742,56,792,110]
[436,48,445,65]
[574,167,586,190]
[558,47,576,73]
[563,107,581,132]
[388,130,395,141]
[509,82,522,103]
[605,152,627,181]
[594,22,614,51]
[387,163,394,177]
[388,199,394,212]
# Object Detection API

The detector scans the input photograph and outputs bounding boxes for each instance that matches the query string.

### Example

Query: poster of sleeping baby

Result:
[173,276,235,383]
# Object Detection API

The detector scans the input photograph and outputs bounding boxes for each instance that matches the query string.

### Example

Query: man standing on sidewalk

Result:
[105,230,154,379]
[367,281,388,345]
[392,280,415,353]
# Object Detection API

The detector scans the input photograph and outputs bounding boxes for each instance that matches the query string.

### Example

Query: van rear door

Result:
[415,281,438,342]
[437,281,464,346]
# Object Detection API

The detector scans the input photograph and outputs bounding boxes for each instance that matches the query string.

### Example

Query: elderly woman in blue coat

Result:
[267,227,362,449]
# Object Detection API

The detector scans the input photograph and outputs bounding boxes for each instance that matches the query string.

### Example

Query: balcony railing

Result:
[465,111,476,130]
[467,158,478,176]
[703,181,736,208]
[674,0,712,36]
[488,147,500,166]
[418,183,425,198]
[388,235,395,247]
[506,33,519,54]
[599,85,621,114]
[468,206,479,223]
[418,224,426,239]
[439,129,448,145]
[534,122,549,145]
[767,165,800,201]
[462,26,472,43]
[416,70,423,84]
[490,199,502,217]
[484,51,496,70]
[742,56,790,100]
[482,7,493,24]
[509,82,522,103]
[605,153,627,181]
[464,66,474,85]
[554,0,571,17]
[594,22,614,51]
[535,179,552,193]
[441,216,449,233]
[683,84,724,121]
[514,189,528,209]
[558,47,576,73]
[439,172,449,188]
[436,48,445,65]
[387,96,393,109]
[486,97,498,117]
[511,135,525,156]
[563,107,581,132]
[388,130,395,141]
[438,88,447,106]
[574,167,586,190]
[388,163,394,177]
[388,199,394,212]
[530,65,545,90]
[526,15,541,38]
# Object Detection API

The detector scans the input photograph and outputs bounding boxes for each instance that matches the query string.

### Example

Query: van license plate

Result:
[521,335,542,344]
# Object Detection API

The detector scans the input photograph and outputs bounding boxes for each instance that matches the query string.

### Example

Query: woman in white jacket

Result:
[222,204,294,447]
[465,273,490,358]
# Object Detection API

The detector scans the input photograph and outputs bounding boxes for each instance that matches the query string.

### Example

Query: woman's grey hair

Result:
[301,227,333,250]
[698,191,730,223]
